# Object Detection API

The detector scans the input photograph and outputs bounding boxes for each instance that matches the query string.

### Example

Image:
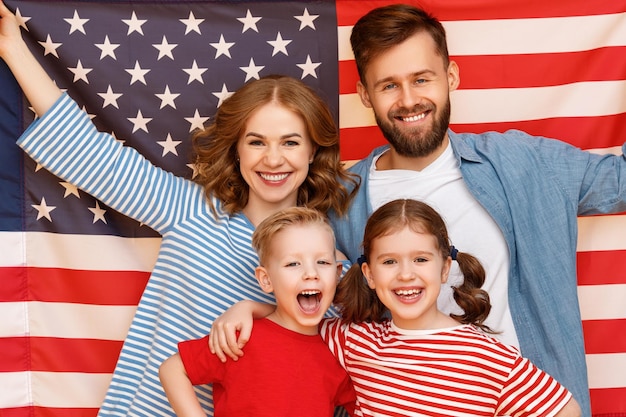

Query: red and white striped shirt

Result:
[320,319,571,417]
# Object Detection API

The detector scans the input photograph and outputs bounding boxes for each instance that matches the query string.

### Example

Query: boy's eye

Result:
[317,260,332,265]
[285,261,300,267]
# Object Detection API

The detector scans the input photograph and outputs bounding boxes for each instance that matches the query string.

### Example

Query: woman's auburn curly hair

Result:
[191,74,359,217]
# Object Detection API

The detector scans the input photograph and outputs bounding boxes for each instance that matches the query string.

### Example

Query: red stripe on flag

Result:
[336,0,626,25]
[0,267,149,305]
[339,126,386,161]
[577,250,626,286]
[0,337,29,372]
[589,388,626,417]
[31,337,123,373]
[339,113,626,161]
[340,47,626,94]
[452,47,626,89]
[582,320,626,354]
[0,337,123,373]
[0,407,97,417]
[450,113,626,151]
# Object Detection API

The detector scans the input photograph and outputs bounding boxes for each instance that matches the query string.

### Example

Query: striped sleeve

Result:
[498,355,572,416]
[16,93,202,233]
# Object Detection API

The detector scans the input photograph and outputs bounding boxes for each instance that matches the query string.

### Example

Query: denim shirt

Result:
[330,129,626,417]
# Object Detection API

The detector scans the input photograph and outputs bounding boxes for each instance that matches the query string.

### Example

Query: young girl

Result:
[0,3,357,416]
[212,199,581,416]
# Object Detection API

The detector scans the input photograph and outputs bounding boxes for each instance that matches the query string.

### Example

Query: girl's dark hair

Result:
[191,74,359,217]
[335,199,494,333]
[350,4,450,84]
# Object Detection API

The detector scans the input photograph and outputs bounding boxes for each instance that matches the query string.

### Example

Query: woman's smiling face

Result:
[237,102,315,214]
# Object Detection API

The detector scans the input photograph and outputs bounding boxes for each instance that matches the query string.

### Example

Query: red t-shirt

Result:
[179,318,356,416]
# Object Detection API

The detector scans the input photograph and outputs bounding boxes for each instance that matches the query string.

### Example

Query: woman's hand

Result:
[0,1,62,116]
[209,300,275,362]
[0,1,23,59]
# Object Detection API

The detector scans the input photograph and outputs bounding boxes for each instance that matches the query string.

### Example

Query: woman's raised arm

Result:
[0,1,62,116]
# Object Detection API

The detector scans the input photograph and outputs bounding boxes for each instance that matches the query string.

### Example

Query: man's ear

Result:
[356,80,373,108]
[447,60,460,92]
[361,262,376,290]
[255,266,273,294]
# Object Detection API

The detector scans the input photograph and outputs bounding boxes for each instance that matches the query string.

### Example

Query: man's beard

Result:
[375,99,451,158]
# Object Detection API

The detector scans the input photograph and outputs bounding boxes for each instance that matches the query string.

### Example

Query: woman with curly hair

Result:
[0,2,358,416]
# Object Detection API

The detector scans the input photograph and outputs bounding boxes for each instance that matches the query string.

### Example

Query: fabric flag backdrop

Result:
[0,0,624,416]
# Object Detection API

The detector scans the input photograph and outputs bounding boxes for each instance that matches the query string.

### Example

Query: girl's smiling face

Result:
[362,226,451,330]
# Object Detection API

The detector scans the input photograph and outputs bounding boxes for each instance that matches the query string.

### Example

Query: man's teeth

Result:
[402,113,426,122]
[260,173,289,181]
[394,289,422,296]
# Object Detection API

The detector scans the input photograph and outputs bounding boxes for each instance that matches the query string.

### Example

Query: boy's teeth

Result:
[300,290,320,296]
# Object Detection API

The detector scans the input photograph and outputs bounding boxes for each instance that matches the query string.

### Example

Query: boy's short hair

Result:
[252,207,335,265]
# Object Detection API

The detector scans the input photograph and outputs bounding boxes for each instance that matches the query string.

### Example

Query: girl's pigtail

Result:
[450,251,496,334]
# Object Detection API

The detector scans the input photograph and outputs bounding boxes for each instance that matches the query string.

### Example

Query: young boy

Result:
[158,207,356,417]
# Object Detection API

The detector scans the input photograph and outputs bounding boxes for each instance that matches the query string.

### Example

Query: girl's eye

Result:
[414,257,428,263]
[382,259,396,265]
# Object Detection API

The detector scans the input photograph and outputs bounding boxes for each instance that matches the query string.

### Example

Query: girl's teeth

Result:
[395,289,422,296]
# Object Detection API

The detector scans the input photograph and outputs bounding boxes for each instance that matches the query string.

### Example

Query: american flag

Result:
[0,1,624,416]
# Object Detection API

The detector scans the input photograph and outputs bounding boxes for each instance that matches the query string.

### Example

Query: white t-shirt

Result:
[369,144,520,348]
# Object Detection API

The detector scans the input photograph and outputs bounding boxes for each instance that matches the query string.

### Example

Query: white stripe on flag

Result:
[21,231,160,270]
[578,284,626,321]
[338,12,626,60]
[578,215,626,251]
[339,80,626,128]
[586,353,626,389]
[29,302,136,340]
